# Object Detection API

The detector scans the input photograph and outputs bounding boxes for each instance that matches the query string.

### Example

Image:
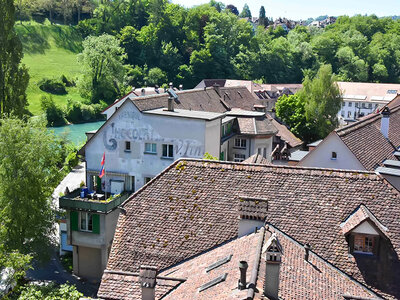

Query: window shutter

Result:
[92,214,100,234]
[96,176,102,193]
[70,211,78,231]
[349,234,354,253]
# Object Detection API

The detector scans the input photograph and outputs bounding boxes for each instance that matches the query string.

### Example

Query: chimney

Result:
[139,265,158,300]
[141,88,145,96]
[179,84,183,91]
[169,82,173,90]
[132,87,136,91]
[213,83,221,96]
[380,107,390,139]
[262,234,282,300]
[154,85,160,94]
[304,243,310,262]
[238,261,248,290]
[167,96,174,112]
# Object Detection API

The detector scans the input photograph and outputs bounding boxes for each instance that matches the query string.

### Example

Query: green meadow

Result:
[15,21,85,115]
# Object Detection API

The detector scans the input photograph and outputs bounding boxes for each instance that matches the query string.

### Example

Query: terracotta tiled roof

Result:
[100,159,400,299]
[335,106,400,170]
[266,115,303,148]
[340,205,389,238]
[236,117,277,135]
[98,271,181,300]
[242,154,270,165]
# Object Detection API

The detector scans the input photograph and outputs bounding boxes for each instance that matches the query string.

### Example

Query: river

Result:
[49,121,105,145]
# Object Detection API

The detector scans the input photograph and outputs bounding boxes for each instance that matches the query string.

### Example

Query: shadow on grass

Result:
[16,23,83,55]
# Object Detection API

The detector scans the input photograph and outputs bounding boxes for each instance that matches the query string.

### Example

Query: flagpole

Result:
[104,154,107,201]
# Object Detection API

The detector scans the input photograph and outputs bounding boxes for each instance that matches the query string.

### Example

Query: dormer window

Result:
[340,205,388,257]
[354,235,375,254]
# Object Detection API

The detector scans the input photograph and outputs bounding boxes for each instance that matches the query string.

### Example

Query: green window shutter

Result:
[220,152,224,160]
[70,211,78,231]
[96,176,102,193]
[92,214,100,234]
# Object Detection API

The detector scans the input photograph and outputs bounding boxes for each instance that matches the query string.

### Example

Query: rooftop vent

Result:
[198,273,227,292]
[206,255,232,273]
[304,243,311,262]
[238,261,248,290]
[139,265,158,300]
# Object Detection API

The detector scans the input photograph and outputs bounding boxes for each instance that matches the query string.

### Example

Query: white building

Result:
[337,81,400,122]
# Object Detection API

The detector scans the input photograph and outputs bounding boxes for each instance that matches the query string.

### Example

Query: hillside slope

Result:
[15,22,85,115]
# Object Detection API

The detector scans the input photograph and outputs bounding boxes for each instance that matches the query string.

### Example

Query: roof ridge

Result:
[336,114,381,136]
[179,158,378,176]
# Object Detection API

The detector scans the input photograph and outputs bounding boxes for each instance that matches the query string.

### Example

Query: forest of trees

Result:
[14,0,400,104]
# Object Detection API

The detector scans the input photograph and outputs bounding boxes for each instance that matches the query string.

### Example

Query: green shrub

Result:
[60,75,75,87]
[65,99,106,123]
[38,78,67,95]
[40,96,67,126]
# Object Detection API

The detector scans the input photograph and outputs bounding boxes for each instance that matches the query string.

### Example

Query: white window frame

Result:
[234,138,247,149]
[79,212,93,232]
[144,142,157,154]
[162,144,174,158]
[234,153,246,162]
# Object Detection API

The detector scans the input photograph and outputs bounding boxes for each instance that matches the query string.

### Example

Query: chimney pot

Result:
[304,243,311,261]
[238,260,248,290]
[380,107,390,139]
[141,88,145,96]
[167,96,174,112]
[169,82,173,89]
[213,83,221,96]
[179,84,183,91]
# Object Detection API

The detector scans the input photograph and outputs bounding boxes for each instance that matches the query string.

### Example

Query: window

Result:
[348,102,352,107]
[368,103,372,109]
[79,212,93,232]
[347,111,352,118]
[341,111,345,117]
[144,143,157,154]
[387,89,398,94]
[354,235,375,254]
[125,141,131,152]
[144,177,152,184]
[355,102,359,108]
[342,102,346,107]
[331,152,337,160]
[361,103,366,109]
[162,144,174,158]
[234,154,246,162]
[234,138,247,149]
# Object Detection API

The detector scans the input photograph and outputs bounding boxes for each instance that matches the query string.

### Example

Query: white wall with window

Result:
[85,101,222,192]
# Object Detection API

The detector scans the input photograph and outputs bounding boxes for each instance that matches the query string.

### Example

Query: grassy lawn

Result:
[15,21,85,115]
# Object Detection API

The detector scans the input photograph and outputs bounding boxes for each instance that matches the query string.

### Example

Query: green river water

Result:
[49,121,105,145]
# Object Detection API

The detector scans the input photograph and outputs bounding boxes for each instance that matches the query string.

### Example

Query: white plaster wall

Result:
[352,221,379,235]
[299,133,365,170]
[253,136,273,162]
[204,119,221,157]
[238,219,265,237]
[86,101,209,191]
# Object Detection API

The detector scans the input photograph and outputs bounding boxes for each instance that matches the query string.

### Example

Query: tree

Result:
[17,282,83,299]
[239,4,251,18]
[301,64,342,138]
[77,34,127,103]
[226,4,239,16]
[259,6,267,27]
[275,94,318,143]
[144,67,167,86]
[0,117,64,260]
[0,0,29,118]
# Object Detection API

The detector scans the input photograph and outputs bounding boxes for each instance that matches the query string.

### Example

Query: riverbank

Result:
[50,121,105,145]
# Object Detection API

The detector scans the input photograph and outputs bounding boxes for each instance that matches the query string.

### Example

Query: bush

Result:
[60,75,75,87]
[65,99,106,123]
[38,78,67,95]
[40,96,67,126]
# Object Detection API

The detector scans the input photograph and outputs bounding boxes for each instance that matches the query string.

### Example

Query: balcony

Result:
[59,189,131,213]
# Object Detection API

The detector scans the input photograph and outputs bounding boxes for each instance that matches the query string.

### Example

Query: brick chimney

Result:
[262,233,282,300]
[380,107,390,139]
[139,265,158,300]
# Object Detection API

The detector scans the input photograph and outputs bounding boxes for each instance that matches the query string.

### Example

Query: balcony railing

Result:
[59,189,131,213]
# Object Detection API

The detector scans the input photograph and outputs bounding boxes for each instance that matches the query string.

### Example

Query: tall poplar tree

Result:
[0,0,29,118]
